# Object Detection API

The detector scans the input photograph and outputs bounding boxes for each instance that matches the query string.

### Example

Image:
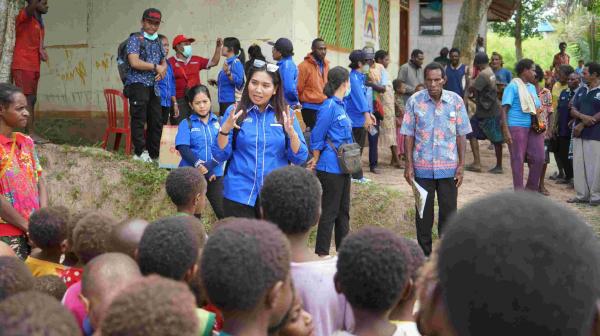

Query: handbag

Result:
[373,97,384,121]
[531,113,546,134]
[327,138,362,174]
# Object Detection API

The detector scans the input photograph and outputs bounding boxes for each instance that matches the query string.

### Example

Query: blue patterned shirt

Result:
[125,32,165,87]
[400,89,472,179]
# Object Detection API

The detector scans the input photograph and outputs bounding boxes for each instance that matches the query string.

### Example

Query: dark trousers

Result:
[173,98,192,125]
[206,177,225,219]
[301,108,318,130]
[556,136,573,180]
[161,106,177,126]
[223,197,260,219]
[219,102,235,117]
[126,83,162,158]
[315,171,351,255]
[414,177,458,256]
[368,123,379,169]
[352,127,367,179]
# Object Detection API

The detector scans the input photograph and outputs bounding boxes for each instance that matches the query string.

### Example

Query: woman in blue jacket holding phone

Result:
[213,59,308,218]
[306,66,354,256]
[175,84,225,219]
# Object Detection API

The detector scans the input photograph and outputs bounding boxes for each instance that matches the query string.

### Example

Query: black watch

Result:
[153,64,157,72]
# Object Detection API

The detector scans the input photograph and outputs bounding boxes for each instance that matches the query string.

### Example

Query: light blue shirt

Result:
[501,81,542,128]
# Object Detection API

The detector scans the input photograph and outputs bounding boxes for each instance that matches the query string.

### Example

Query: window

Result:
[419,0,443,35]
[318,0,355,51]
[379,0,390,51]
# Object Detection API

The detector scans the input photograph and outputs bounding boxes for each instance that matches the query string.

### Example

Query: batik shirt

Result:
[400,90,471,179]
[0,132,42,236]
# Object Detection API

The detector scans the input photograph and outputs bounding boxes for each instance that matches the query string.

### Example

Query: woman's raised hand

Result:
[221,103,244,133]
[283,106,297,136]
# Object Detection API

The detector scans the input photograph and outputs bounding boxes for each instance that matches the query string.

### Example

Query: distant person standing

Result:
[11,0,49,143]
[168,35,222,123]
[490,52,512,85]
[375,50,401,169]
[209,37,245,116]
[552,42,571,72]
[401,62,471,256]
[397,49,425,102]
[244,44,266,77]
[364,46,385,174]
[297,38,329,131]
[475,36,485,53]
[548,64,574,181]
[444,48,469,102]
[270,38,300,107]
[553,72,581,186]
[433,47,450,67]
[576,59,585,75]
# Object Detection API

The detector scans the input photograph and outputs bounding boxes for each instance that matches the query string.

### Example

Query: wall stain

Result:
[59,61,87,85]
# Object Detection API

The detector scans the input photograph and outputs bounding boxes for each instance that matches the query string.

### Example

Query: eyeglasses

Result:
[253,59,279,73]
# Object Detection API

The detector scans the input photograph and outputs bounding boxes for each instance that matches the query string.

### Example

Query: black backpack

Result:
[117,32,146,85]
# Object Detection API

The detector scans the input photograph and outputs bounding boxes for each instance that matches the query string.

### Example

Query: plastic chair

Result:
[101,89,131,155]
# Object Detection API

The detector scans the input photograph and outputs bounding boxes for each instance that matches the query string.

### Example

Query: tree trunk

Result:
[515,0,523,60]
[0,0,23,83]
[451,0,494,66]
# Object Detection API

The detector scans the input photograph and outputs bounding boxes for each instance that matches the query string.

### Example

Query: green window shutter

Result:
[379,0,390,51]
[318,0,354,51]
[338,0,355,50]
[319,0,338,46]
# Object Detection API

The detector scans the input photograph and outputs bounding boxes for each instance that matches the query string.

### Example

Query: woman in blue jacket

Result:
[213,59,309,218]
[307,66,354,256]
[175,85,225,219]
[210,37,245,116]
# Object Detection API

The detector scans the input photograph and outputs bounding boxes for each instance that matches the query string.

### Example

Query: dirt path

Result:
[364,141,600,231]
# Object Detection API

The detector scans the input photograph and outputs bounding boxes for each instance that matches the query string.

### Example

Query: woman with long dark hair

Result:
[244,44,266,77]
[212,60,308,218]
[210,37,245,116]
[307,66,353,256]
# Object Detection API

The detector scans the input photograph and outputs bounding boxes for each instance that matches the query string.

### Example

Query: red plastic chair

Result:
[102,89,131,155]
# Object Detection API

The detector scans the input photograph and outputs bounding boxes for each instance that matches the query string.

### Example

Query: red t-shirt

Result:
[12,9,44,72]
[168,56,209,98]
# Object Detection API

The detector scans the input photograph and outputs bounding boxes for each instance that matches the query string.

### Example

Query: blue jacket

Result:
[311,97,354,174]
[175,113,224,177]
[344,69,370,127]
[277,56,299,106]
[157,62,176,107]
[218,55,245,103]
[212,104,309,206]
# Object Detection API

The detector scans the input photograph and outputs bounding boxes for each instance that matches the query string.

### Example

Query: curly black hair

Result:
[337,227,409,313]
[400,237,425,281]
[515,58,535,76]
[0,291,80,335]
[72,211,119,264]
[260,166,322,235]
[165,167,206,207]
[438,192,600,336]
[201,219,291,311]
[28,207,69,250]
[0,256,34,301]
[33,275,67,301]
[138,217,199,281]
[101,275,198,336]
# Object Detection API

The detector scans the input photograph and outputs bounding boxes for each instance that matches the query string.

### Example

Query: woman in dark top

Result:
[244,44,266,77]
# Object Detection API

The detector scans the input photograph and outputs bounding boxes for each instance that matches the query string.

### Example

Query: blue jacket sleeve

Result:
[231,60,245,90]
[287,115,309,165]
[350,73,370,114]
[176,145,200,167]
[310,101,335,151]
[175,120,191,146]
[168,65,176,98]
[211,106,235,163]
[283,61,299,106]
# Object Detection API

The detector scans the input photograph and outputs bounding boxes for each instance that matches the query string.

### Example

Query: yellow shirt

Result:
[552,82,568,112]
[25,256,66,277]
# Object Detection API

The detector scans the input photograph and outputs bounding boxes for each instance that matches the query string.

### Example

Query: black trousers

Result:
[368,123,379,169]
[206,177,225,219]
[301,108,318,130]
[173,98,192,125]
[556,136,573,180]
[315,171,351,255]
[414,177,457,256]
[352,127,367,179]
[223,197,260,219]
[126,83,162,158]
[161,106,177,126]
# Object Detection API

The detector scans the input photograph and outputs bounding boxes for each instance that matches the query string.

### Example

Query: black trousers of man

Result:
[206,177,225,219]
[301,108,318,130]
[223,196,261,219]
[315,171,351,256]
[126,83,162,158]
[414,177,458,256]
[352,127,367,180]
[555,136,573,180]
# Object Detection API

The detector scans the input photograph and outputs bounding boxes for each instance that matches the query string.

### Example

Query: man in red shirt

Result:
[168,35,222,123]
[552,42,571,72]
[11,0,49,141]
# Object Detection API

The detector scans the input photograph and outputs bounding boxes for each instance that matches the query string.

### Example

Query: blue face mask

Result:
[344,85,351,97]
[143,31,159,41]
[183,45,193,58]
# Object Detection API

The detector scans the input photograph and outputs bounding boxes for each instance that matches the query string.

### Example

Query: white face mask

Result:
[183,45,193,58]
[362,64,370,73]
[344,84,351,97]
[143,31,159,41]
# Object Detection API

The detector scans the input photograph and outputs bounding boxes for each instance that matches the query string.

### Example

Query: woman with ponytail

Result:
[212,37,246,115]
[306,66,353,256]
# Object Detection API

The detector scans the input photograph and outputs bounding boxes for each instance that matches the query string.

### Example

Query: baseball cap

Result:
[362,46,375,60]
[172,35,196,49]
[349,50,366,63]
[268,38,294,55]
[142,8,162,23]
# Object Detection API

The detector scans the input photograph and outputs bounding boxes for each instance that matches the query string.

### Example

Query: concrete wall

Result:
[408,0,486,63]
[37,0,402,116]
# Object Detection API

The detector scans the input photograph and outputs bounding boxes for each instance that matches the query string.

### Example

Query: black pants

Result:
[206,177,225,219]
[368,123,379,169]
[556,135,573,180]
[301,108,318,130]
[315,171,351,255]
[223,197,260,219]
[173,98,192,125]
[161,106,177,126]
[352,127,367,179]
[219,102,234,117]
[415,177,458,256]
[126,83,162,158]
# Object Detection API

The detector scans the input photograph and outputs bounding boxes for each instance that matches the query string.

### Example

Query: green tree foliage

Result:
[491,0,549,40]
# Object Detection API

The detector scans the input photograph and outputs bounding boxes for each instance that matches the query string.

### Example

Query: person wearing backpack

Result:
[123,8,168,163]
[306,66,354,256]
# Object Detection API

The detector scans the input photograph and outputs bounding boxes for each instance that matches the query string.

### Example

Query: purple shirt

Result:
[400,89,472,179]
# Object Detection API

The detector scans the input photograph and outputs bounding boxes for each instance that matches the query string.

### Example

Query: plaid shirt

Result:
[400,89,471,179]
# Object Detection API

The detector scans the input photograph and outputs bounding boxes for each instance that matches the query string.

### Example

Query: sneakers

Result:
[352,177,371,184]
[133,150,152,163]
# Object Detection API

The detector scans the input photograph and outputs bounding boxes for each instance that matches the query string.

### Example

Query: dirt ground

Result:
[364,140,600,231]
